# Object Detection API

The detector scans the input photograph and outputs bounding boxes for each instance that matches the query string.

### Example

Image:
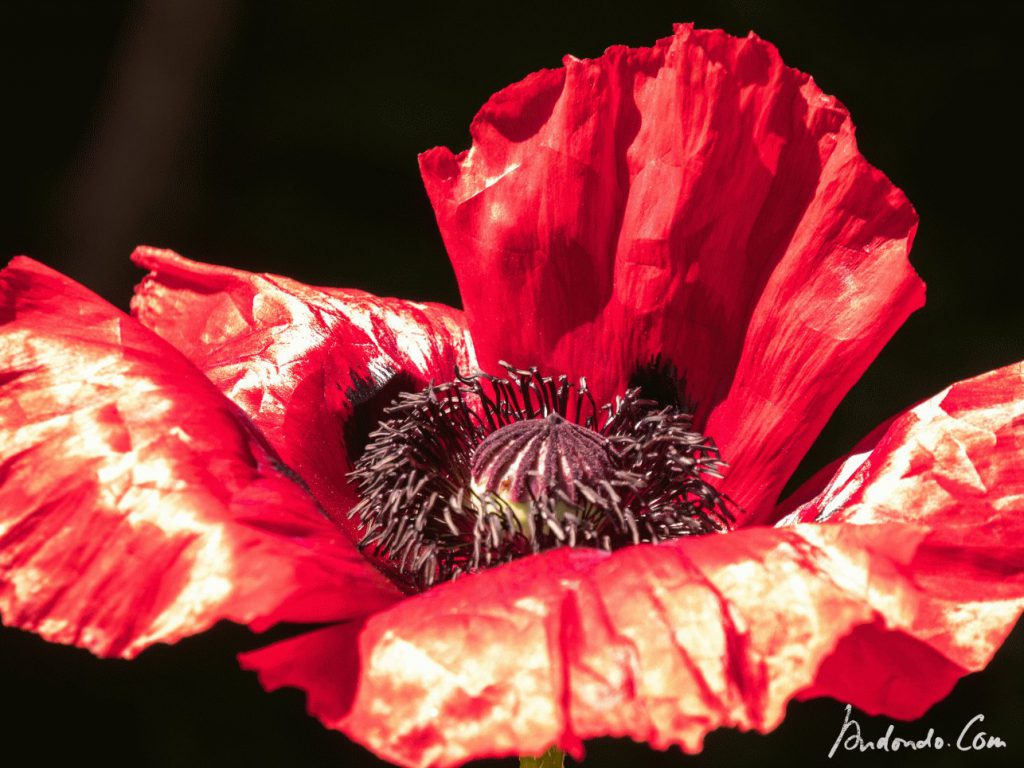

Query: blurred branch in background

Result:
[56,0,237,301]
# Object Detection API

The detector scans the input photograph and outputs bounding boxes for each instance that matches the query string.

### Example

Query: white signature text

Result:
[828,704,1007,757]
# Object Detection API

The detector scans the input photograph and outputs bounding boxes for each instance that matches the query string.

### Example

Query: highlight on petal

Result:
[782,361,1024,531]
[781,360,1024,715]
[241,524,929,767]
[131,246,476,525]
[0,257,401,658]
[420,24,923,523]
[243,361,1024,767]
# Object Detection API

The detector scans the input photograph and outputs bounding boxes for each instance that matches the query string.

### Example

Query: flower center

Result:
[471,412,613,505]
[349,363,733,589]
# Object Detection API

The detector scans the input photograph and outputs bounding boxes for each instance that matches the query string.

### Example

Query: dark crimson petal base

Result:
[0,257,401,658]
[242,361,1024,768]
[131,246,476,527]
[420,24,923,523]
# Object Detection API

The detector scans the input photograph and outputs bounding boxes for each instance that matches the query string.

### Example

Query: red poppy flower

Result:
[2,23,1023,768]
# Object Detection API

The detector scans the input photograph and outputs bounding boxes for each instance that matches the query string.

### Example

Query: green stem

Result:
[520,746,565,768]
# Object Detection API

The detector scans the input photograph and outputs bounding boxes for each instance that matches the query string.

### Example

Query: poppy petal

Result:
[242,363,1024,767]
[780,360,1024,715]
[130,246,476,525]
[419,24,922,523]
[245,521,997,767]
[781,360,1024,531]
[0,257,401,658]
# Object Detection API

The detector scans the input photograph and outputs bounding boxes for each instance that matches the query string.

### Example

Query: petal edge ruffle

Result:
[420,24,922,524]
[0,257,402,658]
[243,514,1022,768]
[131,246,477,527]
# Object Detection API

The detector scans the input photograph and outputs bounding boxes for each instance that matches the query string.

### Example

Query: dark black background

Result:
[2,2,1022,766]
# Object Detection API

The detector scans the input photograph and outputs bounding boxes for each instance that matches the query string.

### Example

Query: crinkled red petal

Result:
[420,24,922,523]
[783,361,1024,533]
[781,360,1024,715]
[0,257,402,658]
[242,361,1024,768]
[131,246,476,527]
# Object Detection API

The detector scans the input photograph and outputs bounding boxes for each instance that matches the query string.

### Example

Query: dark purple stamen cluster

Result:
[348,363,733,589]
